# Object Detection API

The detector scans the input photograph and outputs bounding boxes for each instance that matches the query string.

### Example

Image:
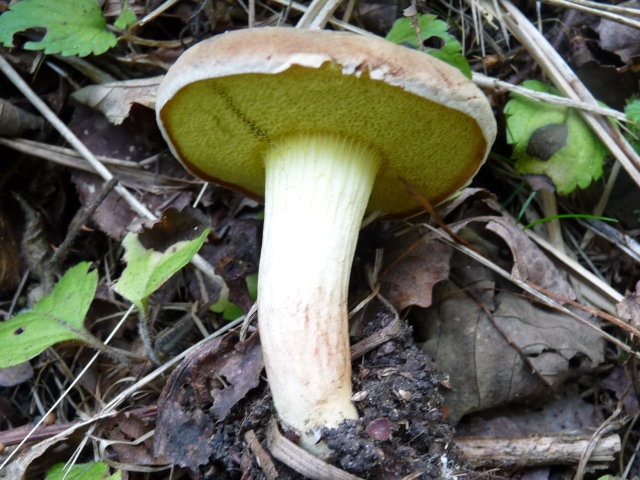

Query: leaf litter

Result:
[1,0,640,478]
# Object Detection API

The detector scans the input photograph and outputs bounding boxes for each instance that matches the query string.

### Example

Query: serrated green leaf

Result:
[114,228,209,312]
[0,0,116,56]
[504,80,608,194]
[46,461,120,480]
[0,262,97,368]
[386,15,471,78]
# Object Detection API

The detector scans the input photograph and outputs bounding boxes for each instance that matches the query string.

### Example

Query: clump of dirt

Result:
[320,313,465,479]
[163,312,466,479]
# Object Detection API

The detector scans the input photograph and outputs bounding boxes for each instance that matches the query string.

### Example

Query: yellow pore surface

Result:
[160,63,487,215]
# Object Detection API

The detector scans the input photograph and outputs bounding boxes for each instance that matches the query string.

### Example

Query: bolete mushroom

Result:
[156,27,496,452]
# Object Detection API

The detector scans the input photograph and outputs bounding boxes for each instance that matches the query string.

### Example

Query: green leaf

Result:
[46,461,121,480]
[386,14,471,78]
[246,273,258,300]
[624,98,640,153]
[0,263,97,368]
[114,228,209,312]
[504,80,608,194]
[0,0,117,56]
[626,98,640,123]
[114,3,136,30]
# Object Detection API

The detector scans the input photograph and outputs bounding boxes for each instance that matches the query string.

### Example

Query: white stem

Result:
[258,133,380,451]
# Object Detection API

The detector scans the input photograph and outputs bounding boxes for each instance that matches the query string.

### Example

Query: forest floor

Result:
[0,0,639,479]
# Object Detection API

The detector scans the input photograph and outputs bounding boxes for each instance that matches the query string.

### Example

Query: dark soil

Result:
[190,311,465,479]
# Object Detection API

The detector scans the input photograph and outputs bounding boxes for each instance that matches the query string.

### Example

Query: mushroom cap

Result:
[156,27,496,215]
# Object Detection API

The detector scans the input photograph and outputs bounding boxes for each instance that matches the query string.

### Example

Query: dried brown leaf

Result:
[154,333,263,470]
[485,217,576,299]
[0,362,33,387]
[595,1,640,64]
[98,410,169,466]
[72,76,161,125]
[380,234,453,311]
[418,223,603,422]
[451,215,575,299]
[616,287,640,330]
[422,286,604,422]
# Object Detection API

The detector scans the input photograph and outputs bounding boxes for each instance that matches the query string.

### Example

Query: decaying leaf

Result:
[154,332,263,471]
[72,76,162,125]
[0,362,34,387]
[484,217,576,299]
[595,1,640,64]
[0,423,75,480]
[601,365,640,416]
[456,395,603,438]
[421,286,604,422]
[418,226,604,422]
[380,233,453,310]
[0,208,22,292]
[450,215,576,299]
[616,285,640,330]
[97,410,169,467]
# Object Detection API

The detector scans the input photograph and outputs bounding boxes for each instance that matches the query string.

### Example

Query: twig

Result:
[296,0,344,29]
[524,229,623,306]
[574,402,623,480]
[456,433,621,467]
[542,0,640,29]
[0,54,230,305]
[420,223,637,358]
[245,429,278,480]
[51,178,118,264]
[0,55,155,220]
[483,0,640,189]
[266,419,364,480]
[0,305,136,471]
[472,73,629,123]
[133,0,183,27]
[580,161,621,249]
[560,0,640,16]
[350,312,404,359]
[270,0,373,35]
[0,314,247,473]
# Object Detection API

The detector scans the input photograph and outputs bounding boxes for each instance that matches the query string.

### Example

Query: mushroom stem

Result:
[259,133,380,452]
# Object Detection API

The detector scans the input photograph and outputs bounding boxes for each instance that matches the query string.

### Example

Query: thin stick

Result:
[296,0,344,29]
[543,0,640,29]
[51,178,118,264]
[0,305,136,471]
[0,54,229,300]
[490,0,640,189]
[266,419,364,480]
[473,73,629,122]
[420,223,636,357]
[0,55,155,221]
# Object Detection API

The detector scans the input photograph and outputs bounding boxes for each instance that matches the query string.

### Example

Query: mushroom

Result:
[156,27,496,452]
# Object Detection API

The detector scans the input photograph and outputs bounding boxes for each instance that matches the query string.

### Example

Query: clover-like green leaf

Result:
[0,0,116,56]
[505,80,609,194]
[0,262,97,368]
[386,14,471,78]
